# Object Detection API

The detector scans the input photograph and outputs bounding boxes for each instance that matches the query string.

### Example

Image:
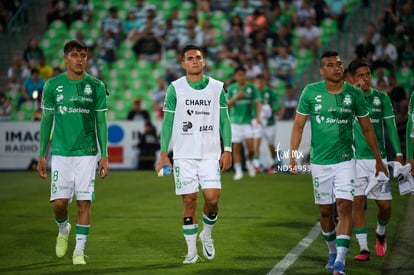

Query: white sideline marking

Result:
[267,222,321,275]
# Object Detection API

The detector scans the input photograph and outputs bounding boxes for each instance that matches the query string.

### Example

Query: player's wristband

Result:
[224,146,232,152]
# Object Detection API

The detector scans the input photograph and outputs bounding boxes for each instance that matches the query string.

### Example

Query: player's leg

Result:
[244,137,256,177]
[252,123,262,172]
[231,124,244,180]
[174,159,200,263]
[72,156,96,265]
[311,163,337,270]
[333,160,356,274]
[374,199,391,257]
[353,159,371,261]
[50,156,73,258]
[199,159,222,260]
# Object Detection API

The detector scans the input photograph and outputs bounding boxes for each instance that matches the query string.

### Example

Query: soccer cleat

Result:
[246,162,256,177]
[375,234,387,257]
[325,253,336,270]
[354,249,370,261]
[73,254,87,265]
[56,223,71,258]
[182,253,199,264]
[233,171,243,180]
[199,231,215,260]
[267,166,277,174]
[332,261,346,275]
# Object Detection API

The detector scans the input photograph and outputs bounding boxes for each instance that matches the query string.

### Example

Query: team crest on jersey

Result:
[84,84,92,96]
[343,94,352,106]
[373,96,381,106]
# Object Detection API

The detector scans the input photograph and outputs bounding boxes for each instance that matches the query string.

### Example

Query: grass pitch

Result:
[0,171,409,274]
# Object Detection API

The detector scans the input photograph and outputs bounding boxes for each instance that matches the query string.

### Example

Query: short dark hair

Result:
[180,44,203,59]
[64,40,88,55]
[347,58,371,75]
[320,50,339,67]
[234,66,246,74]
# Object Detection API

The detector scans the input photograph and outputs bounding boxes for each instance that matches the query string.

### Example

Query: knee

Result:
[77,201,91,214]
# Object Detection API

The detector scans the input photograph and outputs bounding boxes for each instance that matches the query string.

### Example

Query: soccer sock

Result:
[234,163,242,173]
[353,226,369,251]
[56,215,69,235]
[376,218,388,236]
[183,224,198,255]
[322,230,337,254]
[335,235,351,263]
[202,212,218,239]
[252,157,260,168]
[74,224,90,255]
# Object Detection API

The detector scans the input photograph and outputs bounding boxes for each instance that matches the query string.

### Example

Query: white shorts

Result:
[310,159,356,204]
[356,159,391,200]
[254,124,276,145]
[50,155,98,202]
[232,124,254,143]
[173,159,221,195]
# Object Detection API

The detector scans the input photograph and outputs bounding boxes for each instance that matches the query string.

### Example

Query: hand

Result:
[156,152,172,175]
[395,155,404,165]
[98,157,109,179]
[289,158,298,175]
[407,158,414,175]
[375,160,388,177]
[235,92,245,100]
[219,151,232,172]
[37,157,47,179]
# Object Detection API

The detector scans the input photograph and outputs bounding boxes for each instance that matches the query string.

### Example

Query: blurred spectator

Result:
[395,61,414,94]
[74,30,94,48]
[137,121,160,170]
[0,92,12,120]
[139,5,165,38]
[297,17,321,57]
[130,0,149,23]
[0,2,8,33]
[22,38,45,69]
[376,1,398,36]
[388,85,409,156]
[243,56,263,80]
[232,0,254,21]
[376,78,392,94]
[132,29,162,62]
[249,27,267,59]
[372,33,398,71]
[101,6,123,45]
[161,18,179,50]
[354,22,379,62]
[124,10,142,41]
[46,0,71,27]
[325,0,347,32]
[97,30,117,66]
[312,0,329,26]
[270,25,293,56]
[401,40,414,69]
[295,0,316,27]
[86,46,104,79]
[150,77,167,121]
[36,55,53,81]
[165,51,185,83]
[71,0,93,23]
[245,8,267,37]
[178,27,203,52]
[127,97,151,122]
[371,66,390,89]
[18,68,45,111]
[224,15,244,39]
[272,46,296,85]
[268,3,293,35]
[52,66,63,77]
[395,1,414,38]
[221,25,248,63]
[8,55,30,86]
[278,84,298,120]
[200,18,219,58]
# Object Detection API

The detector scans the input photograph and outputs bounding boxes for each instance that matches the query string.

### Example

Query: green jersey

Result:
[297,81,368,165]
[256,86,281,126]
[354,88,396,159]
[41,72,107,156]
[227,82,261,124]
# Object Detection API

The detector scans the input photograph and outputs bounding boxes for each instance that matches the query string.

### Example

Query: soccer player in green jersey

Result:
[289,51,388,275]
[37,40,109,265]
[252,74,282,173]
[156,45,232,264]
[348,58,403,261]
[227,66,262,180]
[407,91,414,172]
